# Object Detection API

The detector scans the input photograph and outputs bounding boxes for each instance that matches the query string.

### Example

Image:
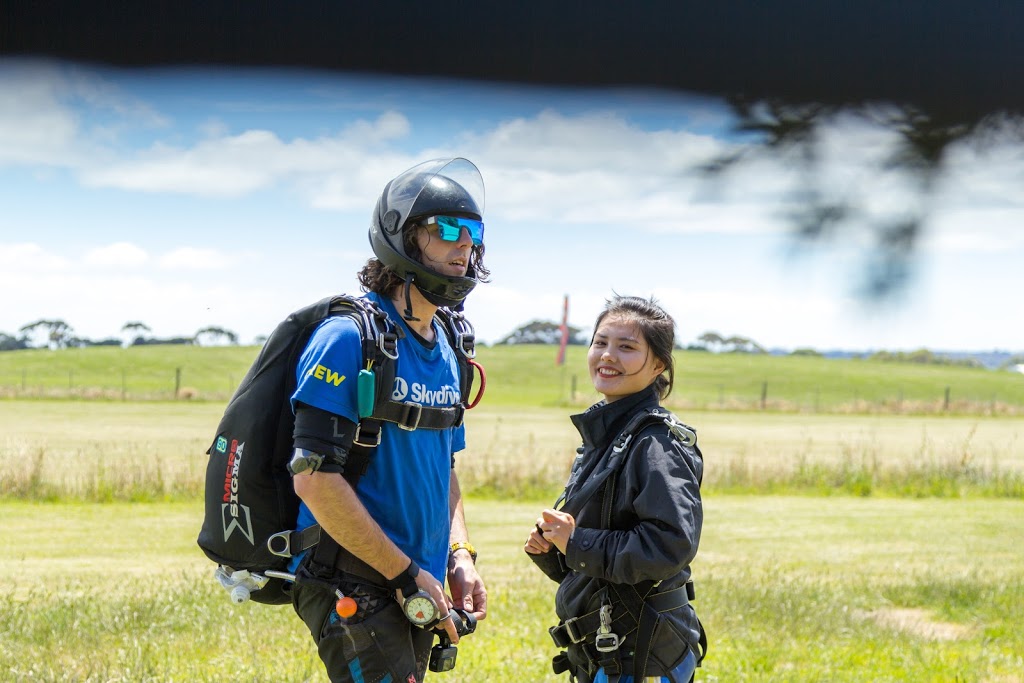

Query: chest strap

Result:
[370,400,466,431]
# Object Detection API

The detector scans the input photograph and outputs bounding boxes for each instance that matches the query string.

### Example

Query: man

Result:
[287,158,489,682]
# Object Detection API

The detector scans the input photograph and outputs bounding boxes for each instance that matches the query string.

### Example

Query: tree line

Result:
[495,320,765,353]
[0,319,243,351]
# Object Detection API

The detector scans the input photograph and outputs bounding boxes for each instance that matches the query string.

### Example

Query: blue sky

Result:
[2,59,1022,353]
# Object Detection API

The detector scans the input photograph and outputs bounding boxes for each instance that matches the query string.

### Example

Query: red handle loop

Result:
[466,358,486,409]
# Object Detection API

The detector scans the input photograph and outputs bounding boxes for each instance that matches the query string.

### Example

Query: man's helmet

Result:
[370,158,485,308]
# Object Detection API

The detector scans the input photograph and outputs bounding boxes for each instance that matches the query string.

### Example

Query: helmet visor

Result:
[424,215,485,246]
[384,158,486,229]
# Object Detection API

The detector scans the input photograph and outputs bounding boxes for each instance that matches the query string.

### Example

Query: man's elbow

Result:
[293,467,328,502]
[293,467,348,504]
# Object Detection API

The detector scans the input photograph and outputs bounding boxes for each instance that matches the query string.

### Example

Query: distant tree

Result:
[697,331,725,352]
[83,337,123,347]
[870,348,982,368]
[194,326,239,346]
[253,334,268,346]
[19,319,73,349]
[121,321,152,346]
[790,347,823,357]
[132,336,194,346]
[723,335,766,354]
[0,332,29,351]
[498,320,587,345]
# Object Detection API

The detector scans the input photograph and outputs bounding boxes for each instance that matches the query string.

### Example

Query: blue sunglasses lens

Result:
[433,216,484,245]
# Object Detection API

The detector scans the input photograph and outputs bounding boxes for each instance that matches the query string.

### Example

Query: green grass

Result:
[2,497,1022,682]
[1,343,1023,413]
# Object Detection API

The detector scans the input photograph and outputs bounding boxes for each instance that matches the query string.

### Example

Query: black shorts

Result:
[291,561,435,683]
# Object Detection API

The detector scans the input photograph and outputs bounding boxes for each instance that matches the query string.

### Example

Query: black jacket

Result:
[529,385,704,678]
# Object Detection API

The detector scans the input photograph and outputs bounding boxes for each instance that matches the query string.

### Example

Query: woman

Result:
[525,295,705,683]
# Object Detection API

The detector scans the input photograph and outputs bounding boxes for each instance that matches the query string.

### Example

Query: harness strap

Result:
[548,582,692,647]
[626,587,661,680]
[371,399,466,430]
[279,297,477,576]
[267,524,322,559]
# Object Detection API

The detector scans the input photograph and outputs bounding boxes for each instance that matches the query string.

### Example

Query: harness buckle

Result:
[353,421,382,447]
[455,329,476,359]
[378,330,399,360]
[594,632,620,653]
[664,415,697,447]
[595,604,620,653]
[559,617,586,645]
[397,402,422,431]
[267,531,293,558]
[451,404,465,428]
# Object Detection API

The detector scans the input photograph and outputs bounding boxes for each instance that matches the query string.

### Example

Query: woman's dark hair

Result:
[358,222,491,297]
[593,294,676,399]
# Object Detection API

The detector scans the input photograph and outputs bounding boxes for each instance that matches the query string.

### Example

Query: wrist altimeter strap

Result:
[385,559,420,595]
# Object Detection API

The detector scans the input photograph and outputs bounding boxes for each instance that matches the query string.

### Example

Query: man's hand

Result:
[396,569,460,643]
[447,552,487,625]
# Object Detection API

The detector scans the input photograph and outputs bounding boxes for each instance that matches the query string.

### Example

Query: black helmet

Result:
[370,158,485,308]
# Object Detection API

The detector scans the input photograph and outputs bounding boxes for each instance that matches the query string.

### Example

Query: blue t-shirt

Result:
[289,292,466,582]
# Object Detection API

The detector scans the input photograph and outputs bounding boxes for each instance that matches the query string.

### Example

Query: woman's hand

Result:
[524,520,552,555]
[534,509,576,555]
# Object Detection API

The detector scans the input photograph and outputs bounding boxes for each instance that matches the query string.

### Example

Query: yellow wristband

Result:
[449,541,477,563]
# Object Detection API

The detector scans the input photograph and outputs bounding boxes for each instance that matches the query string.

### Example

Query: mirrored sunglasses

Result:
[424,215,485,246]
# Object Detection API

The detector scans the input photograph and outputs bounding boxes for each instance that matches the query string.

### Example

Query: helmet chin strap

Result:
[402,274,420,322]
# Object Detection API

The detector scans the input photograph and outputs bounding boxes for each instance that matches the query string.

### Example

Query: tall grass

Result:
[3,414,1023,503]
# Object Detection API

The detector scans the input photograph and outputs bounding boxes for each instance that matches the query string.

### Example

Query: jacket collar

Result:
[570,384,661,451]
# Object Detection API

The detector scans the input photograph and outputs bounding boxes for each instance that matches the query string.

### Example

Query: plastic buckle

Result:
[398,402,422,431]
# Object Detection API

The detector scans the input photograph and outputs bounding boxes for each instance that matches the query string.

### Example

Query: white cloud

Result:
[158,247,231,270]
[0,243,68,270]
[84,242,149,267]
[0,60,166,169]
[0,62,82,167]
[79,112,414,197]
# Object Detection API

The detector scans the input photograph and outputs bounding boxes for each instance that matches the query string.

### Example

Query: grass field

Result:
[1,343,1023,414]
[2,496,1022,682]
[2,342,1023,681]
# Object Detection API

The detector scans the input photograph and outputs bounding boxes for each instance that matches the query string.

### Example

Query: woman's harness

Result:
[548,408,707,681]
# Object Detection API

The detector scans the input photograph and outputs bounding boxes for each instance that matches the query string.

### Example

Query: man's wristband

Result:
[449,541,477,563]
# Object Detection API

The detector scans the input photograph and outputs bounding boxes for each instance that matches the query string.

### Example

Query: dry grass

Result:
[3,401,1024,502]
[855,607,971,641]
